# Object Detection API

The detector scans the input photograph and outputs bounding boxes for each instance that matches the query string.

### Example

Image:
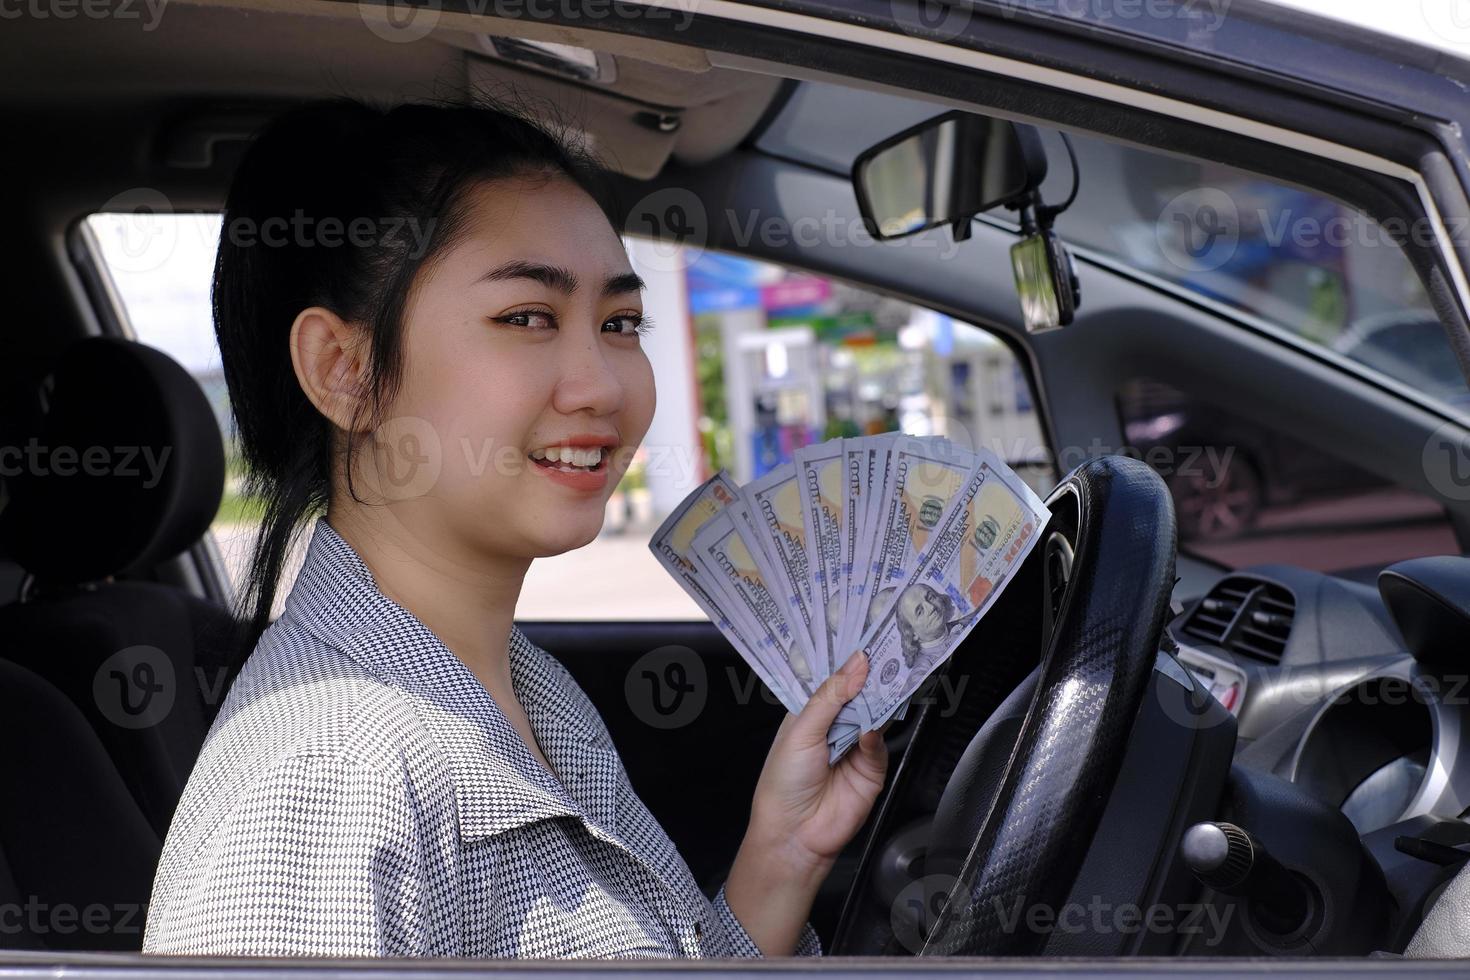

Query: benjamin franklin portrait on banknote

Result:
[868,583,983,670]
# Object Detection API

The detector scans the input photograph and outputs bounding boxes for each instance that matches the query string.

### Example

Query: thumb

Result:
[791,651,869,747]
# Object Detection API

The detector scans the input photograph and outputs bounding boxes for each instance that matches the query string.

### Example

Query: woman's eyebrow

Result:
[604,271,646,297]
[479,260,578,293]
[478,260,645,297]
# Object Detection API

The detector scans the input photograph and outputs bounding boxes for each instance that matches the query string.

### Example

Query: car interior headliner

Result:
[1,0,794,180]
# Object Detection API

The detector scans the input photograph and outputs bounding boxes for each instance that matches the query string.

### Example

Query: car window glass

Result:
[1040,132,1470,419]
[757,86,1468,419]
[1116,377,1460,575]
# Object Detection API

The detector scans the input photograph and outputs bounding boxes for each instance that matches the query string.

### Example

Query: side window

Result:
[83,213,282,589]
[1117,377,1459,573]
[82,215,1053,621]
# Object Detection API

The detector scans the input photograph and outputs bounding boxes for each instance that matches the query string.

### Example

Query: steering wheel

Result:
[831,455,1178,956]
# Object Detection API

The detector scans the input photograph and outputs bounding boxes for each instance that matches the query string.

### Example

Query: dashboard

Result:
[1167,556,1469,837]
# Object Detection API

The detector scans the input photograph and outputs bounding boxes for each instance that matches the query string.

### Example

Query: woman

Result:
[141,98,887,958]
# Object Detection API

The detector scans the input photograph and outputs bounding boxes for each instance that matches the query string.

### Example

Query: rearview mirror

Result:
[854,110,1082,333]
[852,110,1047,240]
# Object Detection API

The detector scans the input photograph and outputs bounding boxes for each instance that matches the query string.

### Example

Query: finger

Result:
[833,728,888,789]
[789,651,869,747]
[854,729,888,779]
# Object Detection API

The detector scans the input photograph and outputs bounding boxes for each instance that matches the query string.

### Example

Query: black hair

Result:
[212,95,613,701]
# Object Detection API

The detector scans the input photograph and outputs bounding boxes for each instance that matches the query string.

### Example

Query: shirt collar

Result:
[281,515,621,841]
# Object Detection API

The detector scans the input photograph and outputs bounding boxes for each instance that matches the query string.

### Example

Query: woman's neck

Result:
[325,502,531,695]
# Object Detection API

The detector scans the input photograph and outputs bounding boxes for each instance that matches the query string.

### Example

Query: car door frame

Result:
[15,0,1470,974]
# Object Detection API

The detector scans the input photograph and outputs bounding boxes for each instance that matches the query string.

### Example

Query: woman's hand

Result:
[749,651,889,867]
[722,652,888,954]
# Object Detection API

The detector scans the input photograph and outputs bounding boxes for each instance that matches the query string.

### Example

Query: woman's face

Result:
[358,172,655,563]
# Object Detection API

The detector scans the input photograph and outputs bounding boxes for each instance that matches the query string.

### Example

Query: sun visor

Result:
[467,56,681,180]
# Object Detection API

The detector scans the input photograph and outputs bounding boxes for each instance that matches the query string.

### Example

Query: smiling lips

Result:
[529,445,607,471]
[526,438,618,492]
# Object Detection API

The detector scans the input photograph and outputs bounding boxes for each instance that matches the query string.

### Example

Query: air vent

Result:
[1181,578,1253,645]
[1182,577,1295,665]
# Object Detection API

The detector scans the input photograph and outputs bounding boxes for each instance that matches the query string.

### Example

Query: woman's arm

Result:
[722,653,888,955]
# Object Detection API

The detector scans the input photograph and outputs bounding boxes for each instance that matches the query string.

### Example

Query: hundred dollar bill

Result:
[844,438,978,672]
[795,441,847,681]
[711,505,864,747]
[690,503,821,707]
[836,437,890,664]
[740,464,826,685]
[648,472,805,714]
[856,453,1049,727]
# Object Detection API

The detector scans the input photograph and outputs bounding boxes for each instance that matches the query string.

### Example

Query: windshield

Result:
[1036,130,1470,418]
[757,82,1469,420]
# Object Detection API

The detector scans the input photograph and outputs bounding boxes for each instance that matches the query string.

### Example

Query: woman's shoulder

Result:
[220,617,442,765]
[168,618,453,844]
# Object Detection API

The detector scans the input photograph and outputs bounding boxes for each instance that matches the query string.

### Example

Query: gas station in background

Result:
[683,250,1044,487]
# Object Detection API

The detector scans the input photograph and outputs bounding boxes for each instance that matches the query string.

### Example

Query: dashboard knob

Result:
[1181,821,1312,938]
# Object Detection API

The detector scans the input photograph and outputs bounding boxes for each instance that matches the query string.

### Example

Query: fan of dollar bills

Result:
[650,432,1052,763]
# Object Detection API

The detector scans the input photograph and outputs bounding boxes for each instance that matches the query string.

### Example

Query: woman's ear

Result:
[289,305,370,431]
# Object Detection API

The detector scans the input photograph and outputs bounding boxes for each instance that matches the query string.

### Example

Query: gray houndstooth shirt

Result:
[142,516,822,958]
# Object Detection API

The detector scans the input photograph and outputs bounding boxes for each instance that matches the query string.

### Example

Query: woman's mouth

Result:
[526,443,614,493]
[528,446,607,473]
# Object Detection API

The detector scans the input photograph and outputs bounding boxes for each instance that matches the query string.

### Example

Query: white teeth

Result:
[529,446,604,468]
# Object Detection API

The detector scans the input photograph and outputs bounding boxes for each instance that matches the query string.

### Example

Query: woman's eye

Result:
[495,310,556,330]
[603,313,653,338]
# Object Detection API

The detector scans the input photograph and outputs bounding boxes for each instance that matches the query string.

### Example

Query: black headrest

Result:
[1,337,225,586]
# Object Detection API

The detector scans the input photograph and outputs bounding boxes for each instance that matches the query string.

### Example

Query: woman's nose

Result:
[551,334,624,416]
